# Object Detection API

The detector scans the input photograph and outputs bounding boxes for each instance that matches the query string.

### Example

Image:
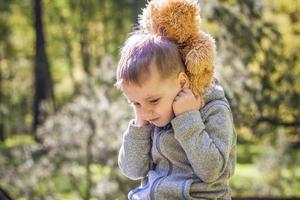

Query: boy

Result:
[115,32,236,200]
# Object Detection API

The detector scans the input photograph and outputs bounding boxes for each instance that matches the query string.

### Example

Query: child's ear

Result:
[178,72,190,89]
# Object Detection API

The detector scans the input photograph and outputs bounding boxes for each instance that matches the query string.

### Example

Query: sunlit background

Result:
[0,0,299,199]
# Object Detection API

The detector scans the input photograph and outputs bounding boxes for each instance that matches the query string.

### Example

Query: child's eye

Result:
[149,98,160,104]
[132,102,141,107]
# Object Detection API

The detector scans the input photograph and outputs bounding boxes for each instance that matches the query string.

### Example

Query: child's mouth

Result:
[149,118,159,123]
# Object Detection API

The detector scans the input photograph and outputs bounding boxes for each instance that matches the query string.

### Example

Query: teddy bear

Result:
[139,0,216,107]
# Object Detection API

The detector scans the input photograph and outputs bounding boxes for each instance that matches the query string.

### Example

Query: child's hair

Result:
[115,31,185,88]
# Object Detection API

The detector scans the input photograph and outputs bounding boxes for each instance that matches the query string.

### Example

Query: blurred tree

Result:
[0,0,299,198]
[203,0,300,139]
[33,0,55,139]
[0,0,149,140]
[0,0,14,141]
[0,56,134,199]
[76,0,98,76]
[0,59,3,141]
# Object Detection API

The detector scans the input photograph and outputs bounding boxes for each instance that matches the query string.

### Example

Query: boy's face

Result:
[122,64,184,127]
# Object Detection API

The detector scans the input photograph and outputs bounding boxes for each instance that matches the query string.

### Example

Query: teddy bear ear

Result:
[159,26,166,35]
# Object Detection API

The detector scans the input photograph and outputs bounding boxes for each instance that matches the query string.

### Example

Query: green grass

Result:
[231,160,300,196]
[230,164,259,196]
[236,143,271,164]
[0,134,34,149]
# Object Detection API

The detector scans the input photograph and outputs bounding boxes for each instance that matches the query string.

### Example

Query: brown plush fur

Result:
[139,0,216,107]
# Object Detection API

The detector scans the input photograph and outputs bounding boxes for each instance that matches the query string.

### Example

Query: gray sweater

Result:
[118,79,237,200]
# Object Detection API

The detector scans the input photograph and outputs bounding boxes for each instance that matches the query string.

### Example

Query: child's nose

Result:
[142,108,154,119]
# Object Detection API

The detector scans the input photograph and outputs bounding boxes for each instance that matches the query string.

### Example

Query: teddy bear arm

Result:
[185,33,215,75]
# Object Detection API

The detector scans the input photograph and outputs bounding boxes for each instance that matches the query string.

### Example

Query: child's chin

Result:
[152,120,170,128]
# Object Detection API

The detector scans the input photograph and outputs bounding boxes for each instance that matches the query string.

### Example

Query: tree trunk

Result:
[33,0,55,140]
[80,31,91,76]
[79,0,91,76]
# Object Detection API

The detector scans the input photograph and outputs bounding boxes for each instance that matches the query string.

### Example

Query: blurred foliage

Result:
[0,0,299,199]
[203,0,300,140]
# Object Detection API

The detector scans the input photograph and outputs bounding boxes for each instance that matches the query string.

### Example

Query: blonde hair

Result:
[115,31,185,88]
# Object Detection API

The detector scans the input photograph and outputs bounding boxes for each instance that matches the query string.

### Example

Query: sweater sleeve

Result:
[171,104,235,183]
[118,120,154,180]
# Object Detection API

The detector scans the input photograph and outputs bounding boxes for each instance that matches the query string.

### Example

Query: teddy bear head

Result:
[139,0,201,43]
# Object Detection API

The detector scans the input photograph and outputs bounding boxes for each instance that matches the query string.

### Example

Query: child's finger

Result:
[177,90,186,97]
[178,92,186,97]
[174,95,181,101]
[178,89,188,96]
[182,88,189,92]
[183,88,193,95]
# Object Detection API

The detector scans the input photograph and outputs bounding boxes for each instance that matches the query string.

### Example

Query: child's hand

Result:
[133,107,150,126]
[173,88,201,116]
